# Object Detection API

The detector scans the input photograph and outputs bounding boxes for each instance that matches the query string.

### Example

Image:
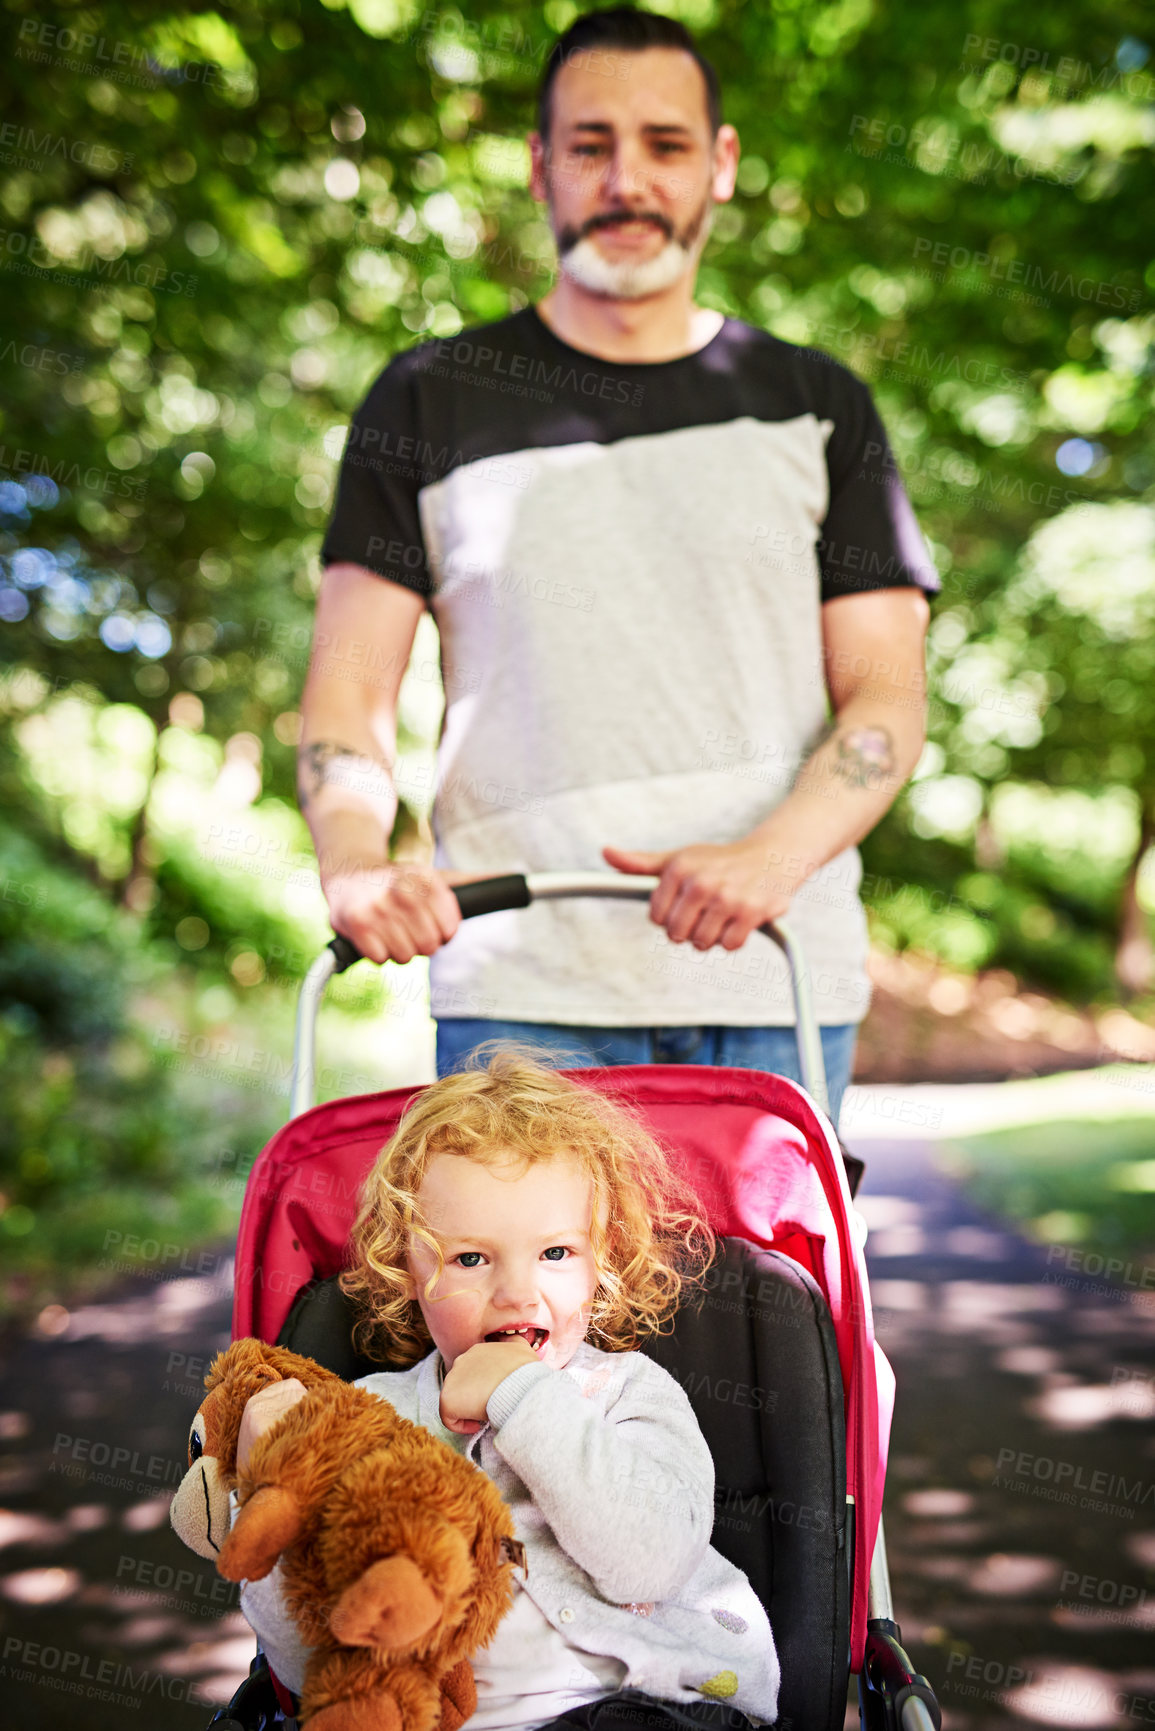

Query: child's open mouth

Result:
[484,1325,549,1356]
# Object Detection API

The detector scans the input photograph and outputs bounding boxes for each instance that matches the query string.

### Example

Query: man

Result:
[300,7,936,1122]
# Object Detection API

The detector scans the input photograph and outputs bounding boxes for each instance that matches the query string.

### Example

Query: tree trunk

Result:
[974,789,1005,871]
[118,729,160,912]
[1116,802,1155,997]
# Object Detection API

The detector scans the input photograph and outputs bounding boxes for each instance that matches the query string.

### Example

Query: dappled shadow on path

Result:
[854,1136,1155,1731]
[3,1133,1153,1731]
[0,1262,243,1729]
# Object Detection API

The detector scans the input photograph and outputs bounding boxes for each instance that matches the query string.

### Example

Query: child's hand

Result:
[440,1340,541,1435]
[236,1378,309,1475]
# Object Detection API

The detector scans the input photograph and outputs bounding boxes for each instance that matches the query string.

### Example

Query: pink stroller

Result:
[211,872,941,1731]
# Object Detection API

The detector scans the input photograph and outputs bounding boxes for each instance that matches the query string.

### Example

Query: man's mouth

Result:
[587,214,671,240]
[484,1325,549,1356]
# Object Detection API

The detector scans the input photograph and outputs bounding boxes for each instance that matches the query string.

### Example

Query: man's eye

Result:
[542,1246,570,1262]
[654,142,687,154]
[572,143,605,157]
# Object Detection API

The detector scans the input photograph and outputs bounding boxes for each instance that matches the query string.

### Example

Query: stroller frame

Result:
[210,873,940,1731]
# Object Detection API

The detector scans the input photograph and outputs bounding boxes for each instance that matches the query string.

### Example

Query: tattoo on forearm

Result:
[831,725,896,790]
[297,741,395,810]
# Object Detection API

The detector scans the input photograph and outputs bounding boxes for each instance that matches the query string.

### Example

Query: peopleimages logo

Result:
[912,237,1141,312]
[993,1446,1155,1517]
[0,444,146,499]
[429,336,646,407]
[2,1636,212,1708]
[0,123,133,172]
[1044,1243,1155,1289]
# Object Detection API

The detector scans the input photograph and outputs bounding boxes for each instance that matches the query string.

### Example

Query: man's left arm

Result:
[604,586,930,952]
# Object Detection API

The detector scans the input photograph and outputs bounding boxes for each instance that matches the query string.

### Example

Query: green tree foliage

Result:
[0,819,246,1290]
[0,0,1152,1006]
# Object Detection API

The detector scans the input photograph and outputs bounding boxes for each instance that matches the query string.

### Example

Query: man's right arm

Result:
[297,563,461,964]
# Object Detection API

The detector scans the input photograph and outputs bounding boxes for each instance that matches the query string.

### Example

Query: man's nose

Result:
[604,140,652,203]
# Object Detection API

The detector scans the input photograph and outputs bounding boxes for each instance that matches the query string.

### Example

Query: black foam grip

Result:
[327,934,363,974]
[453,875,532,919]
[325,876,531,973]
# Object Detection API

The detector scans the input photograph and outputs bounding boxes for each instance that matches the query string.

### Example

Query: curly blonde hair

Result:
[340,1045,716,1368]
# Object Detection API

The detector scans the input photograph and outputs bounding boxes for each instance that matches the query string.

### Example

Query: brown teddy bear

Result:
[170,1339,522,1731]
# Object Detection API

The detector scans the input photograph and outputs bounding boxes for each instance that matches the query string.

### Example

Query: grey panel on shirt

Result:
[420,417,870,1026]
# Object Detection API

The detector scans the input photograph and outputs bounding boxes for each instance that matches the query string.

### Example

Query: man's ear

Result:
[710,123,740,204]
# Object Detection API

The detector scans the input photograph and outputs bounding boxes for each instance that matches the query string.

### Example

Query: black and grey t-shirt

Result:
[322,307,938,1027]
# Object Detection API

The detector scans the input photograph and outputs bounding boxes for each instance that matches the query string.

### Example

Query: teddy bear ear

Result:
[205,1338,288,1395]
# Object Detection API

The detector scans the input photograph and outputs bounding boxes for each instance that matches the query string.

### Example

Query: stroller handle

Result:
[290,871,829,1120]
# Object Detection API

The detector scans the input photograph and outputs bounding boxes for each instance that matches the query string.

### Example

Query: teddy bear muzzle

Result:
[170,1451,232,1561]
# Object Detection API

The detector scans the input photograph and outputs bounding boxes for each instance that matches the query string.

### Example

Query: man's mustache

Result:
[580,210,675,241]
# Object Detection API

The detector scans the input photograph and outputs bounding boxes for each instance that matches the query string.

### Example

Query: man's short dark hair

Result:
[538,6,722,144]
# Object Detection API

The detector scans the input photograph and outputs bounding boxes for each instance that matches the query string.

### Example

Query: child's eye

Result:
[454,1251,484,1268]
[542,1246,571,1262]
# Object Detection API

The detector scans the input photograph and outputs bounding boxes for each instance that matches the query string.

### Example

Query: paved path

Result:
[1,1130,1152,1730]
[0,1265,240,1729]
[852,1133,1155,1731]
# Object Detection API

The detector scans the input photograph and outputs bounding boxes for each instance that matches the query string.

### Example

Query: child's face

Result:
[403,1149,601,1373]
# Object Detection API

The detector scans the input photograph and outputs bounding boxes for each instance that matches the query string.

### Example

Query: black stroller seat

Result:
[253,1236,850,1731]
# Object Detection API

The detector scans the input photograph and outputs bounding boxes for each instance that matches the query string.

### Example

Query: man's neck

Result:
[534,279,724,364]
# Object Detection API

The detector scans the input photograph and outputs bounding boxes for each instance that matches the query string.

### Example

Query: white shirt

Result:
[467,1578,627,1731]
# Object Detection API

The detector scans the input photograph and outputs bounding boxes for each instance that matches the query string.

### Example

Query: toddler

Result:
[238,1048,780,1730]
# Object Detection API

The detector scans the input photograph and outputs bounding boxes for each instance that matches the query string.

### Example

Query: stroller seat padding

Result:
[276,1237,848,1731]
[644,1239,848,1731]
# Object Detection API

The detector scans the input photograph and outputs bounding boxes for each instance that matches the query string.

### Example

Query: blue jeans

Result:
[435,1019,856,1129]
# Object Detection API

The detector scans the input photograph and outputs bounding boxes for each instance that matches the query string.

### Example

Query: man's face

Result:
[530,46,738,301]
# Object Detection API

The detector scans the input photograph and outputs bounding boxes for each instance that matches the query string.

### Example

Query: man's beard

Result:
[554,197,713,301]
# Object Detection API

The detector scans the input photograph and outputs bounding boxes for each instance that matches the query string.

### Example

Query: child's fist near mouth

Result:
[440,1338,543,1435]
